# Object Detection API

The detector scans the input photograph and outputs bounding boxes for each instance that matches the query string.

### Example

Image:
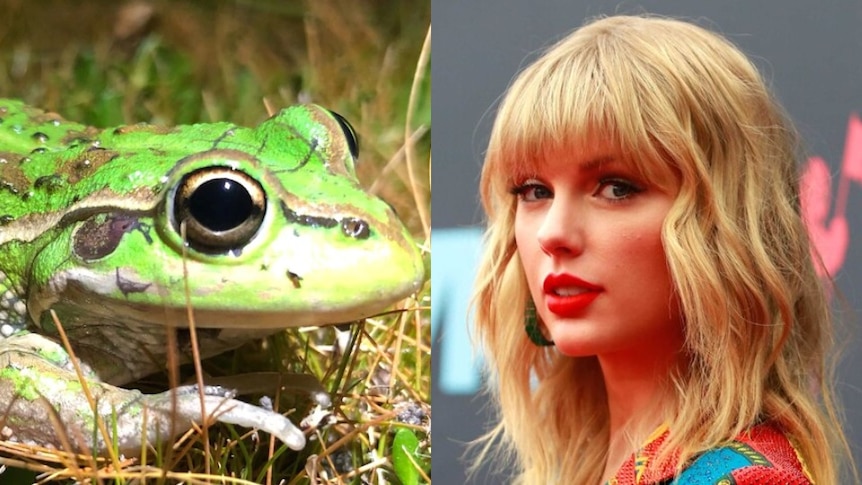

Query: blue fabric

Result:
[671,447,753,484]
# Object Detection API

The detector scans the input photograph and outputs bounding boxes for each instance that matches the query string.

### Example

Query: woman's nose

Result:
[536,197,584,257]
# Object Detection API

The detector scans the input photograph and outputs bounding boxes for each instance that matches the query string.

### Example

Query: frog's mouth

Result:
[31,260,422,332]
[29,264,420,386]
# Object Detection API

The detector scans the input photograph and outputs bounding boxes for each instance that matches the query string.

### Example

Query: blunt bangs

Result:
[484,22,683,201]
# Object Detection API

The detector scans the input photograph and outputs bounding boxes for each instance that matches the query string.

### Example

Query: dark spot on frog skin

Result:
[73,213,153,261]
[287,271,302,289]
[0,181,19,196]
[59,126,100,146]
[34,174,65,193]
[31,132,49,143]
[115,267,152,297]
[30,147,48,154]
[0,215,14,225]
[0,153,28,194]
[65,137,92,148]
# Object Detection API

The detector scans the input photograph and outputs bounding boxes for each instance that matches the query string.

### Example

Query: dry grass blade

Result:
[405,25,432,241]
[180,220,212,476]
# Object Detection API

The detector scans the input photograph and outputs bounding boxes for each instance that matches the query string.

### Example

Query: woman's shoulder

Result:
[671,423,812,484]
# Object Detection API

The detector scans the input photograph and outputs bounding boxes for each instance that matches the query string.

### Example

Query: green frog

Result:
[0,99,424,453]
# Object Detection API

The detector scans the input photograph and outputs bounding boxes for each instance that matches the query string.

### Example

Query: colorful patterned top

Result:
[607,423,812,484]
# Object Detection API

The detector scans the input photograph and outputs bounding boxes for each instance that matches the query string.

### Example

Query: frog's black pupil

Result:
[330,111,359,160]
[189,178,253,231]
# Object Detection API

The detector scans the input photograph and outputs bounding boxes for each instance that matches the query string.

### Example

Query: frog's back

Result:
[0,99,239,211]
[0,99,239,287]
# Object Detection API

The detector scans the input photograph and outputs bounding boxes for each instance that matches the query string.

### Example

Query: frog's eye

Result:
[328,110,359,161]
[171,168,267,253]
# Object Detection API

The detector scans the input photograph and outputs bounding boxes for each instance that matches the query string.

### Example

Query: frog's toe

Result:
[207,398,306,450]
[198,394,306,450]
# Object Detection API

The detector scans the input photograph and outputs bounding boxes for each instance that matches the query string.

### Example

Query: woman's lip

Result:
[546,292,600,317]
[543,273,603,317]
[543,273,603,293]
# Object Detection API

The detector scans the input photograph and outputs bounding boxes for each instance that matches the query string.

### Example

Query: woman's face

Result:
[514,142,683,360]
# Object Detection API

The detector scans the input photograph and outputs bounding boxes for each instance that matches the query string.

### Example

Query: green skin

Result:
[0,99,424,453]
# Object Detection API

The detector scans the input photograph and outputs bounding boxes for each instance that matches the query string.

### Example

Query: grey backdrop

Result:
[432,1,862,483]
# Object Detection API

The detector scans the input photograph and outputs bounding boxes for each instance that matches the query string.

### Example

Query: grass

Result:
[0,0,430,483]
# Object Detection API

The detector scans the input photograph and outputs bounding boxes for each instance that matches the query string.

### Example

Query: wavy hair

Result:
[472,15,853,484]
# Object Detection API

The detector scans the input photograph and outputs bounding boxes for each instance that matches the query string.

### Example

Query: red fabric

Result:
[608,423,812,484]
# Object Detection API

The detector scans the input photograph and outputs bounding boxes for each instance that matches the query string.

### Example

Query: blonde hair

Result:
[472,15,853,484]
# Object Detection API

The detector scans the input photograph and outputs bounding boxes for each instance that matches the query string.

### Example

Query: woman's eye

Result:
[596,179,642,201]
[512,182,552,202]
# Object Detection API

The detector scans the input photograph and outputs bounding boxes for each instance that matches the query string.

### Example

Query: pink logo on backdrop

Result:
[801,113,862,279]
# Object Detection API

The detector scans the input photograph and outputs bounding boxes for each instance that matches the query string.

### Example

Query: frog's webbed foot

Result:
[139,384,307,450]
[0,333,306,453]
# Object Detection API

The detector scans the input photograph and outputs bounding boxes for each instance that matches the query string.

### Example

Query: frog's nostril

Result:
[340,217,370,239]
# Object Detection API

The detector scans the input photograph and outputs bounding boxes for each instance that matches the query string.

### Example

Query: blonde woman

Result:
[472,15,854,484]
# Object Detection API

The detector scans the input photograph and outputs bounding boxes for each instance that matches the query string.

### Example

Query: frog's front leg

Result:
[0,332,306,453]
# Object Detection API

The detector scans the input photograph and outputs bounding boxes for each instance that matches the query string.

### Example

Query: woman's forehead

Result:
[503,137,680,189]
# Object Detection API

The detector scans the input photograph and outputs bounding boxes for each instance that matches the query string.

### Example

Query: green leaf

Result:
[392,427,421,485]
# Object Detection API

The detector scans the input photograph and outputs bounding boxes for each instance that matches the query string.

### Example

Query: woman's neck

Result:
[597,343,685,484]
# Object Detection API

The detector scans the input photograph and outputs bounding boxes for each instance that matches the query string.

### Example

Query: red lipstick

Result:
[543,273,603,317]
